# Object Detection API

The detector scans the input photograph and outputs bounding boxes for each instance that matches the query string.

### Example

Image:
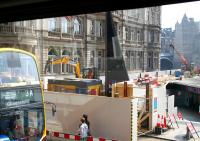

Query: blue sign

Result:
[154,97,158,111]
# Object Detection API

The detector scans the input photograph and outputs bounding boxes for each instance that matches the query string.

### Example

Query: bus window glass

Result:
[0,52,39,86]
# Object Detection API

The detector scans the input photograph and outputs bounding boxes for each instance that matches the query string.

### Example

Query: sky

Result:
[161,1,200,29]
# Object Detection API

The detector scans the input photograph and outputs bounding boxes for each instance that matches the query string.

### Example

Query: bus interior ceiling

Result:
[0,0,198,23]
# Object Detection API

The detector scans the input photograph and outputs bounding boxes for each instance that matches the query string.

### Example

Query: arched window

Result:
[48,48,58,57]
[62,18,68,33]
[73,18,81,35]
[62,50,71,56]
[48,18,56,31]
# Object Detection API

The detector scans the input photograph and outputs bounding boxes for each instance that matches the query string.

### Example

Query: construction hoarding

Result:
[44,92,137,141]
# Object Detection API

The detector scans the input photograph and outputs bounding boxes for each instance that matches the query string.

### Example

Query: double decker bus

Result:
[0,48,46,141]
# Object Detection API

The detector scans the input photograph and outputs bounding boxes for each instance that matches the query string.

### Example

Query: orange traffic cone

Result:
[157,114,161,127]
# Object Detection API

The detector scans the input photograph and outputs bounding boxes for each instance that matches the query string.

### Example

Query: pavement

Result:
[143,108,200,141]
[144,123,198,141]
[46,121,200,141]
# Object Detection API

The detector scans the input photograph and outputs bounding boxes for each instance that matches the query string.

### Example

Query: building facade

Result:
[161,28,174,54]
[0,8,161,76]
[174,14,200,68]
[160,28,175,70]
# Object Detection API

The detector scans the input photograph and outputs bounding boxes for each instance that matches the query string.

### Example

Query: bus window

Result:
[0,49,45,141]
[0,51,39,86]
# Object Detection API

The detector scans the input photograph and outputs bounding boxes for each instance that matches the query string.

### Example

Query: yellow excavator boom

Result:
[45,57,81,78]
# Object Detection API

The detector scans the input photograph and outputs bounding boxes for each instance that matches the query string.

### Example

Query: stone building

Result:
[0,8,161,76]
[174,13,199,68]
[160,28,175,70]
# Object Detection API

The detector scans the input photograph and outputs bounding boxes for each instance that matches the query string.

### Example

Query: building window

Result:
[131,29,134,41]
[88,19,95,35]
[61,17,69,33]
[15,21,24,27]
[48,18,56,32]
[155,31,160,43]
[98,51,102,57]
[131,51,136,70]
[62,50,71,56]
[90,51,95,66]
[137,51,143,69]
[98,50,102,71]
[73,17,81,35]
[125,27,131,41]
[118,26,122,38]
[96,20,104,37]
[137,30,142,42]
[149,30,154,43]
[125,51,130,70]
[148,52,153,69]
[153,52,159,69]
[24,20,34,28]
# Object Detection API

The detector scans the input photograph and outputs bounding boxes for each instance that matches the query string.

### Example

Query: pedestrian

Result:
[79,118,88,141]
[8,116,17,139]
[83,114,91,136]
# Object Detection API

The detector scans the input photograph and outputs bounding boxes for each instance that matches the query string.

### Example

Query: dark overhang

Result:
[0,0,198,23]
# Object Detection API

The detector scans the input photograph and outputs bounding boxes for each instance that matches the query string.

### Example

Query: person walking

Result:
[83,114,91,136]
[79,118,88,141]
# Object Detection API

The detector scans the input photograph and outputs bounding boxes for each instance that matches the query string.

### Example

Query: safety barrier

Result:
[167,114,179,128]
[186,121,200,139]
[177,112,183,120]
[46,130,117,141]
[156,114,167,128]
[156,112,184,130]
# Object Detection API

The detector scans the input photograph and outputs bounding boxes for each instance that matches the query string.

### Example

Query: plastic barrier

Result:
[46,130,117,141]
[177,112,183,120]
[167,114,179,128]
[186,122,200,139]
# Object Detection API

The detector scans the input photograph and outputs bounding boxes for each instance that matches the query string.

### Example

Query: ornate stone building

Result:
[174,14,199,68]
[0,7,161,76]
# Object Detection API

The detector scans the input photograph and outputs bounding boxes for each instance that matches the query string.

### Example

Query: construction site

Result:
[43,69,200,141]
[0,1,200,141]
[42,12,200,141]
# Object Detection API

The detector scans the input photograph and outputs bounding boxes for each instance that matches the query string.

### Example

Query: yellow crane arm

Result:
[51,57,70,65]
[45,57,81,78]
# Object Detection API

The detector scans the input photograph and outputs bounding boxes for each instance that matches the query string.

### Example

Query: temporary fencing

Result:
[167,114,179,128]
[156,114,167,128]
[186,121,200,139]
[177,112,183,120]
[46,130,117,141]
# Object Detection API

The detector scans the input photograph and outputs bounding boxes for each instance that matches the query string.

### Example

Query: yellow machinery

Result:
[48,78,102,95]
[45,56,99,79]
[45,57,102,95]
[45,57,82,78]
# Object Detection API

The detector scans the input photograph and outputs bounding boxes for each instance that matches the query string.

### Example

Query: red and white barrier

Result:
[46,130,117,141]
[177,112,183,120]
